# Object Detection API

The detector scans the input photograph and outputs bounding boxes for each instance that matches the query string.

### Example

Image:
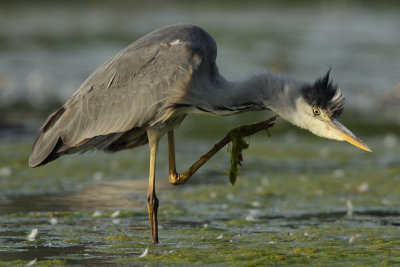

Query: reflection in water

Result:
[0,246,85,262]
[0,179,173,214]
[1,187,399,264]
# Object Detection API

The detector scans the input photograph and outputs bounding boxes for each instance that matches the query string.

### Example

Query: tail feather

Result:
[29,107,67,167]
[29,105,150,167]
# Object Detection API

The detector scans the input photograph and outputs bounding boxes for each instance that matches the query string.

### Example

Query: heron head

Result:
[289,70,371,152]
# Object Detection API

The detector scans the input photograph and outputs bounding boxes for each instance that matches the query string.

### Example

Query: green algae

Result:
[109,225,400,266]
[1,116,400,266]
[227,128,250,186]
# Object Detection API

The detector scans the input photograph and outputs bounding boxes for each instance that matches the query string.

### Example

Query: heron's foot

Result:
[146,193,159,243]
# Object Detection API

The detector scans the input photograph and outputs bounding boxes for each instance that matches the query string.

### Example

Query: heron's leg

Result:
[168,130,180,184]
[168,116,278,186]
[146,129,160,244]
[168,129,226,185]
[168,130,196,185]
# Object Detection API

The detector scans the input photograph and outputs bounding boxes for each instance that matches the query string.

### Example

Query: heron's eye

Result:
[313,108,321,116]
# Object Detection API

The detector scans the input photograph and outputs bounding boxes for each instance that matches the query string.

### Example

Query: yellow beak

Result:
[329,118,372,152]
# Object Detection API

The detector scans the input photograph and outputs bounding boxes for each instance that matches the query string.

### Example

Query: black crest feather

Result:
[301,70,345,118]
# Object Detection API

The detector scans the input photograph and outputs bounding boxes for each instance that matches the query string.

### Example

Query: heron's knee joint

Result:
[169,173,180,185]
[169,173,185,186]
[147,194,159,209]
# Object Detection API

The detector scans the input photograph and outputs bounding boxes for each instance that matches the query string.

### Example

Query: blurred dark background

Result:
[1,0,399,142]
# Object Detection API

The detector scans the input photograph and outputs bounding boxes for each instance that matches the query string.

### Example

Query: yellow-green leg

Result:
[146,129,160,243]
[167,116,277,186]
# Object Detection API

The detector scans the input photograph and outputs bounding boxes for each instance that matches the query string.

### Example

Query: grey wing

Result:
[29,40,201,167]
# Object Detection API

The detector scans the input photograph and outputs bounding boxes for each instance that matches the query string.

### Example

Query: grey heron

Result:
[29,24,371,244]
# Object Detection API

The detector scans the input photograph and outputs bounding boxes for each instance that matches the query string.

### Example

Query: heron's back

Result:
[29,24,218,167]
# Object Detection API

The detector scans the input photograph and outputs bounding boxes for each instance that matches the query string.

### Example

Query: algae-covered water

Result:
[1,112,400,266]
[1,1,400,266]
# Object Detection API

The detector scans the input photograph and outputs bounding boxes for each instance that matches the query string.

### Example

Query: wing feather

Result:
[29,37,199,167]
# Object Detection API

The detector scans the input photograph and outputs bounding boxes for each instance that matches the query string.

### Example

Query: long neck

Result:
[206,72,305,116]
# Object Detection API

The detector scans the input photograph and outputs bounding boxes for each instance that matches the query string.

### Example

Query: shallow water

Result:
[1,118,400,265]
